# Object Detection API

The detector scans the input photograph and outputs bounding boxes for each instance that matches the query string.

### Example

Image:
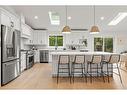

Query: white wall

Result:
[40,30,127,53]
[64,30,127,53]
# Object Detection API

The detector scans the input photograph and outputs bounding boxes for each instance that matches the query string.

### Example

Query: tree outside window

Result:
[49,36,63,46]
[94,37,113,52]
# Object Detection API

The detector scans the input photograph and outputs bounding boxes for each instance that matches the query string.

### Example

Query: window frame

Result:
[48,35,63,47]
[94,36,114,52]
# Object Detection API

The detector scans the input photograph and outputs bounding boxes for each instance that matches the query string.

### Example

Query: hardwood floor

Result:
[0,63,127,89]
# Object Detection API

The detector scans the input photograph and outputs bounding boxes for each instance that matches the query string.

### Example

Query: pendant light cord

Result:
[94,5,95,26]
[66,5,67,26]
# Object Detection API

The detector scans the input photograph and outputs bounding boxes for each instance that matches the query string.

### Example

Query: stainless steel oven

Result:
[26,51,34,69]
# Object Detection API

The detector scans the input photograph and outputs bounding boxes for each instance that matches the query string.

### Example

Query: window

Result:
[104,38,113,52]
[94,37,113,52]
[49,36,63,46]
[94,37,103,51]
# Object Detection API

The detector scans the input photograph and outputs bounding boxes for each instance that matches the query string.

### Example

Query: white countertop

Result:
[50,51,118,55]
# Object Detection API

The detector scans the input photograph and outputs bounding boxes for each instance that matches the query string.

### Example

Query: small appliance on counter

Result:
[71,46,76,50]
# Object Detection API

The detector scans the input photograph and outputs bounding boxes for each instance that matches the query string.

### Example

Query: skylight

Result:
[49,12,60,25]
[108,12,127,26]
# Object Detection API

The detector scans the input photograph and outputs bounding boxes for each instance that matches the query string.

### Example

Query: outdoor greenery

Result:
[49,36,56,46]
[94,37,103,51]
[56,36,63,46]
[49,36,63,46]
[94,37,113,52]
[104,38,113,52]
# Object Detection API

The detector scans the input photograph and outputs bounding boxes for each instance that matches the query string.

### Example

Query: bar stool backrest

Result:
[59,55,70,64]
[74,55,85,64]
[109,54,120,64]
[92,55,102,64]
[103,55,111,62]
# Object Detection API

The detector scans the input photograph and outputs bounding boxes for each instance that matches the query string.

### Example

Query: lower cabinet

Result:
[34,50,40,63]
[20,52,27,72]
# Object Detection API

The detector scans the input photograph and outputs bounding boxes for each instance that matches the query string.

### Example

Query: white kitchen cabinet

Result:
[33,30,38,44]
[21,23,32,39]
[20,52,27,72]
[25,28,34,44]
[33,30,47,45]
[1,12,11,27]
[0,9,20,30]
[34,50,40,63]
[13,17,20,30]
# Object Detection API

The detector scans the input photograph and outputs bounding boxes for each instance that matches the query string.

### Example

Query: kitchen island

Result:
[50,51,118,77]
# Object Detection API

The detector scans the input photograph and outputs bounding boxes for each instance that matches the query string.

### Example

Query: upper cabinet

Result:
[0,8,20,30]
[1,13,10,26]
[25,30,47,45]
[21,23,33,39]
[33,30,47,45]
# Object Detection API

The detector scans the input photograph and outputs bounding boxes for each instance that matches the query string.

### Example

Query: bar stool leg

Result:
[72,63,74,83]
[68,63,71,83]
[101,63,105,83]
[116,63,123,84]
[107,62,110,83]
[81,63,84,82]
[84,63,87,83]
[57,63,60,84]
[90,63,92,83]
[97,64,98,78]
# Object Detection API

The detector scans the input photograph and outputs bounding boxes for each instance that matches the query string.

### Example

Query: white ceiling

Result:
[10,6,127,32]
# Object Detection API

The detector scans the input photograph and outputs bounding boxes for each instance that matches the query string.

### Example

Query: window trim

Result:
[94,36,114,52]
[48,35,64,47]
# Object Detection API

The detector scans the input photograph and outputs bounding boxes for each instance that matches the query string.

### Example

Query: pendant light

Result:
[90,5,100,34]
[62,6,71,33]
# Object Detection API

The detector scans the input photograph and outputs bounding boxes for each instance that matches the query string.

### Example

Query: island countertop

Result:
[50,51,118,55]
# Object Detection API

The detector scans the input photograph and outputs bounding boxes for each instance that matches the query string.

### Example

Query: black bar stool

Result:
[57,55,71,84]
[86,55,105,83]
[71,55,86,83]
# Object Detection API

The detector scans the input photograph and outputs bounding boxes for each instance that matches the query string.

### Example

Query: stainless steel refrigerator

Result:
[1,24,20,85]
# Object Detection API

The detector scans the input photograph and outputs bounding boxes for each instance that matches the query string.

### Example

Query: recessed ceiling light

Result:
[67,16,71,20]
[34,16,38,19]
[100,17,104,20]
[108,12,127,26]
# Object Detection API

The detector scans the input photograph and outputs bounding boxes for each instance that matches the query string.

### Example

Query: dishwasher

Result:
[40,50,49,63]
